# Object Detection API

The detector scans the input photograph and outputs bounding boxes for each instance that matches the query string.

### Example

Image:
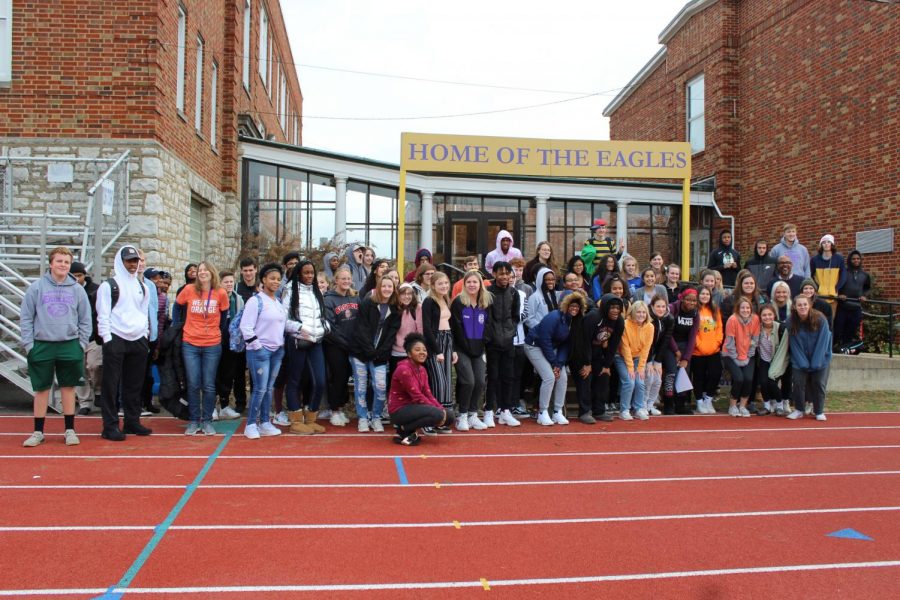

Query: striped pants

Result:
[425,330,454,410]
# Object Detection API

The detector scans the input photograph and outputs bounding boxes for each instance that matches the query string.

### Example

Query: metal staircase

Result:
[0,151,132,409]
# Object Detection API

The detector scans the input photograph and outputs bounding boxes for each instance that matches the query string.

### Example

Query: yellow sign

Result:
[401,132,691,179]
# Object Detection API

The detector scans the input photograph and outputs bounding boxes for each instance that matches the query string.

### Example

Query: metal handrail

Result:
[0,294,22,316]
[0,275,25,298]
[0,312,22,334]
[0,319,22,342]
[0,212,81,220]
[0,259,31,286]
[0,340,26,364]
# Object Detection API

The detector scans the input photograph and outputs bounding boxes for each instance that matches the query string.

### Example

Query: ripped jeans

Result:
[349,357,387,420]
[245,346,285,426]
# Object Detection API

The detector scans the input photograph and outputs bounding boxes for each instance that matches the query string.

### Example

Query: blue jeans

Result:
[182,342,222,423]
[350,357,387,420]
[245,346,285,426]
[614,355,645,413]
[285,341,326,412]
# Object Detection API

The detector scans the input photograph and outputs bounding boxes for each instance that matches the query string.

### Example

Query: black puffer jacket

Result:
[157,321,189,420]
[485,283,519,350]
[350,297,400,365]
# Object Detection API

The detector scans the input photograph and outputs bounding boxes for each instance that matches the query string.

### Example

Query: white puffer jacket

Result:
[282,282,326,343]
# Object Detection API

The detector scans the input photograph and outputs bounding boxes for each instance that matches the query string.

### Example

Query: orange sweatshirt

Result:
[693,305,724,357]
[619,318,654,374]
[724,314,761,365]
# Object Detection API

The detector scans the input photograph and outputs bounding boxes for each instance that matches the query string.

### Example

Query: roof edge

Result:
[602,47,667,118]
[658,0,719,44]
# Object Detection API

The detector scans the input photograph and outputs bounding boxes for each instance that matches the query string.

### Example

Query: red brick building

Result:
[604,0,899,298]
[0,0,302,271]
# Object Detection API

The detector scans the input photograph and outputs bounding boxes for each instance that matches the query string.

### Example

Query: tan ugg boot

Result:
[304,409,326,434]
[288,409,314,435]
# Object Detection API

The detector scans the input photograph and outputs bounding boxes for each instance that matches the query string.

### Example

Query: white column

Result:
[334,174,347,244]
[421,190,434,252]
[535,195,549,243]
[616,199,629,254]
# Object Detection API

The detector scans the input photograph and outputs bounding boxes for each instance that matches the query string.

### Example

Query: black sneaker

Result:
[511,407,529,417]
[421,427,438,436]
[77,407,91,416]
[435,425,453,434]
[123,423,153,436]
[400,433,421,446]
[101,428,126,441]
[144,405,161,414]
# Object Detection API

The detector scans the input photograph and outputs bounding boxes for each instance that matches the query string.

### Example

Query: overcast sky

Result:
[280,0,683,163]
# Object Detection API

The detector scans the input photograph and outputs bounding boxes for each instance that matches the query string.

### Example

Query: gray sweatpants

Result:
[523,344,567,412]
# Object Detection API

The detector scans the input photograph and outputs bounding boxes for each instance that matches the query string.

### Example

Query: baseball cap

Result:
[120,245,140,261]
[590,218,608,230]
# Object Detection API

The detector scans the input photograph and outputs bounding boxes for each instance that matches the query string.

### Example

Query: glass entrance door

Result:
[444,212,520,273]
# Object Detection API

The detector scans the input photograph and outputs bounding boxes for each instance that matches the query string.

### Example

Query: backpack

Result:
[229,293,263,352]
[107,277,145,309]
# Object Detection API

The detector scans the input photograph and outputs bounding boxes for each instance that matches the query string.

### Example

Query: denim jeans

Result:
[284,341,326,412]
[614,355,645,413]
[182,342,222,423]
[350,357,387,420]
[245,346,285,426]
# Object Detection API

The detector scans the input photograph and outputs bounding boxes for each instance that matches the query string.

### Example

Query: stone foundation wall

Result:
[0,138,240,280]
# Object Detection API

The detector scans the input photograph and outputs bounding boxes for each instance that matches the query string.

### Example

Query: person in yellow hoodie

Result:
[810,234,845,317]
[691,287,725,414]
[614,301,654,421]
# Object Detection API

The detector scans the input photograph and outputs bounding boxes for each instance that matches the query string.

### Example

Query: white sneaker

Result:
[244,424,260,439]
[330,411,347,427]
[482,411,496,428]
[219,406,241,420]
[536,410,554,426]
[456,415,470,431]
[649,404,662,416]
[259,422,282,436]
[739,406,751,418]
[728,405,740,417]
[497,409,521,427]
[23,431,45,447]
[212,408,219,421]
[804,403,814,416]
[706,398,717,414]
[467,413,488,430]
[786,410,804,420]
[619,411,633,421]
[552,410,570,425]
[816,413,827,421]
[64,429,80,446]
[357,418,370,433]
[273,411,290,427]
[318,409,332,420]
[371,418,385,433]
[635,409,650,421]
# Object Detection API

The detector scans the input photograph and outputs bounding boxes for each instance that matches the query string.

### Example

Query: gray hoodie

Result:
[96,246,152,342]
[20,271,92,352]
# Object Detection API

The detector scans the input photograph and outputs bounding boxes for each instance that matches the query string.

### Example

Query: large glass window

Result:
[687,74,705,154]
[346,181,400,258]
[194,36,204,132]
[0,0,12,84]
[258,4,268,88]
[210,61,218,148]
[176,5,186,112]
[241,0,251,90]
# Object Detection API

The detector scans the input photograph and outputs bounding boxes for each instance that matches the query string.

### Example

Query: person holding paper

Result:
[667,288,700,415]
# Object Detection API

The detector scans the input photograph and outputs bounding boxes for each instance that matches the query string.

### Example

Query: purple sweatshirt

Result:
[239,293,287,351]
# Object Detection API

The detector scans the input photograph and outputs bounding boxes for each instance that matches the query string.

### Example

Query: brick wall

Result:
[0,0,303,196]
[610,0,899,298]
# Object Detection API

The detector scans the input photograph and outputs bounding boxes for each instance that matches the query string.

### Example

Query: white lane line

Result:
[4,469,900,490]
[0,561,898,595]
[2,505,898,533]
[4,443,900,461]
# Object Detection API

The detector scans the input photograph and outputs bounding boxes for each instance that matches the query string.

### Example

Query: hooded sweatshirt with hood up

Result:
[322,252,340,279]
[708,231,742,287]
[96,246,152,343]
[20,271,92,353]
[837,250,871,308]
[343,244,369,291]
[404,248,433,283]
[484,230,522,272]
[525,267,560,330]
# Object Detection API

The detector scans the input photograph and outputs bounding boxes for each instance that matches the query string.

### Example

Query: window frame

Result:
[194,35,204,133]
[258,3,268,88]
[686,73,705,154]
[175,5,186,112]
[279,71,287,134]
[210,60,218,148]
[241,0,251,91]
[0,0,12,85]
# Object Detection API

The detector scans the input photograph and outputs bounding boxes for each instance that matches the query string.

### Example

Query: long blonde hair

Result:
[427,271,451,307]
[456,270,493,309]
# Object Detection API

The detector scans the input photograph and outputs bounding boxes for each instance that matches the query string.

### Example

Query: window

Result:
[194,36,204,132]
[258,4,268,87]
[210,61,218,148]
[0,0,11,85]
[279,71,287,133]
[241,0,250,90]
[189,197,208,263]
[293,114,299,145]
[175,5,186,112]
[687,74,705,154]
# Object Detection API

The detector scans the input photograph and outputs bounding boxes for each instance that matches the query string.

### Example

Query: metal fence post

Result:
[38,212,48,277]
[91,191,104,281]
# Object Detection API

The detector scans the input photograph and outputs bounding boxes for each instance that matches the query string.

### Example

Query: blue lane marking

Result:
[828,528,874,541]
[93,421,239,599]
[394,456,409,485]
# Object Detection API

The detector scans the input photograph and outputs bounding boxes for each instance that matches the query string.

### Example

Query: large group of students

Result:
[19,219,873,447]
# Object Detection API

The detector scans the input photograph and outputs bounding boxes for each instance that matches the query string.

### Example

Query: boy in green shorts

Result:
[20,247,92,447]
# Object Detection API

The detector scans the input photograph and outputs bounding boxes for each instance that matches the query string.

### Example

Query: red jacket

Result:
[388,358,442,413]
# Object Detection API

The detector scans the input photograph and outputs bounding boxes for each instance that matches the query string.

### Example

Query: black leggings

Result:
[691,354,722,400]
[390,404,452,437]
[324,342,350,411]
[754,358,782,402]
[723,357,755,399]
